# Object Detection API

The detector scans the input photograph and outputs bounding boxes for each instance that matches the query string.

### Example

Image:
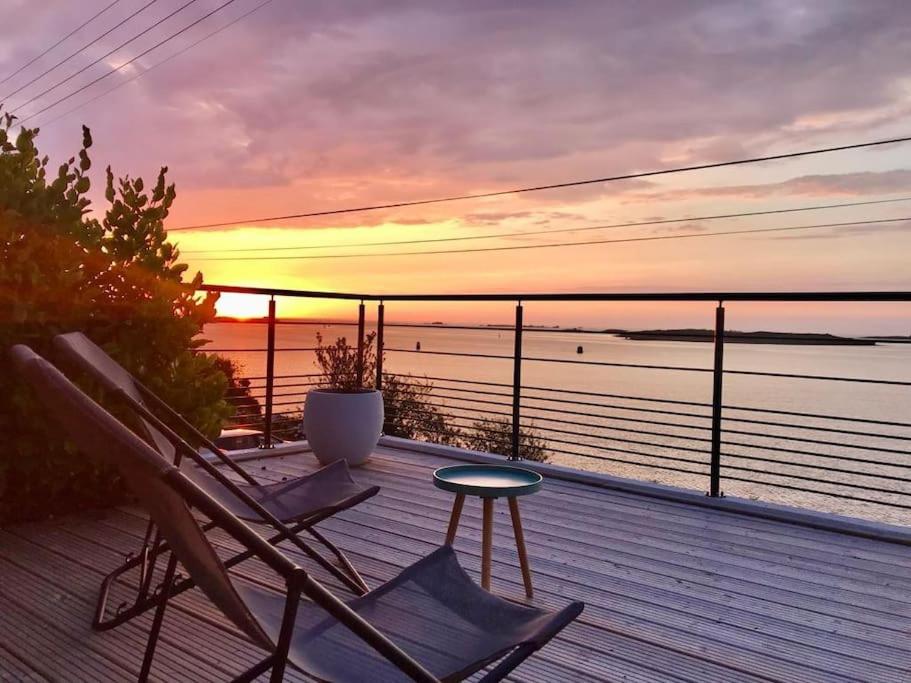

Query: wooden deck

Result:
[1,444,910,682]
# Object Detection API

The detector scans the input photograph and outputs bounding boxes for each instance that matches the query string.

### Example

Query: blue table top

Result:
[433,464,543,498]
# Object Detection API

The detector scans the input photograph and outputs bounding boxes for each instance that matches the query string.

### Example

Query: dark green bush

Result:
[312,331,461,443]
[0,113,231,523]
[311,332,543,455]
[216,356,263,427]
[462,415,548,462]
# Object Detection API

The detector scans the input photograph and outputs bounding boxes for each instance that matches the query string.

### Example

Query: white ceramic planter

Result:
[303,389,384,467]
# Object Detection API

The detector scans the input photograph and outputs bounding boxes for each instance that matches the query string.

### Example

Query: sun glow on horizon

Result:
[214,292,279,319]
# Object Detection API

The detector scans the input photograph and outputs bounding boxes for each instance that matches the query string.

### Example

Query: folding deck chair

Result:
[52,331,378,630]
[13,344,584,682]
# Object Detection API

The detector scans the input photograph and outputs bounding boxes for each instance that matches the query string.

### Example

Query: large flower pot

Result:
[303,388,383,467]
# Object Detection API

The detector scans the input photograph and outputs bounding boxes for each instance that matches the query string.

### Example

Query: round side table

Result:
[433,464,542,598]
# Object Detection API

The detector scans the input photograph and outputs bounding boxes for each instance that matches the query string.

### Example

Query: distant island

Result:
[210,317,886,345]
[866,335,911,342]
[619,329,876,346]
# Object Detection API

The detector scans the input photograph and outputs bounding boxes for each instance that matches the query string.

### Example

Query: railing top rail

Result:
[201,284,368,300]
[199,284,911,303]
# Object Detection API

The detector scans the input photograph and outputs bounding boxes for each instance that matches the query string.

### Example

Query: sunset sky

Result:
[2,0,910,331]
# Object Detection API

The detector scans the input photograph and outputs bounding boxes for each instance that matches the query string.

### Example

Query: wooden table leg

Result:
[445,493,465,545]
[508,497,533,598]
[481,497,494,591]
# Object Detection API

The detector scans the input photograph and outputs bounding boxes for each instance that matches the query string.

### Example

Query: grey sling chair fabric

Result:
[12,345,585,682]
[51,331,378,625]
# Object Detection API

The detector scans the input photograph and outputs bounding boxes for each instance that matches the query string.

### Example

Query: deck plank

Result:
[268,454,911,593]
[1,444,910,682]
[370,447,911,564]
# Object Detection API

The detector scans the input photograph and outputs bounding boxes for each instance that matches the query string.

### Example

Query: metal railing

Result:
[198,285,911,519]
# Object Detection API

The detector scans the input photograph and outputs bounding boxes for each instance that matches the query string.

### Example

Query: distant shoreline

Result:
[619,329,876,346]
[210,318,898,345]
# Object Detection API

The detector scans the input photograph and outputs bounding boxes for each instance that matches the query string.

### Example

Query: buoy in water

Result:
[576,345,584,354]
[416,341,422,351]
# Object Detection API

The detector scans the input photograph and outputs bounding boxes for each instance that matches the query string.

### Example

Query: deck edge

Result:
[377,436,911,546]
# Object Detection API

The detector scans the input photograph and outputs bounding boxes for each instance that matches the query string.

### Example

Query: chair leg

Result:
[98,518,368,635]
[138,552,179,682]
[445,493,465,546]
[508,497,533,599]
[93,549,148,630]
[481,497,494,591]
[136,518,156,593]
[230,656,275,683]
[138,528,163,601]
[304,526,369,594]
[283,528,367,596]
[98,513,370,636]
[94,519,166,631]
[270,585,302,683]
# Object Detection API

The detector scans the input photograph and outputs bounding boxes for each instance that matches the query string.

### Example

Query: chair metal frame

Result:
[14,344,583,683]
[93,384,376,632]
[157,471,443,682]
[138,468,578,683]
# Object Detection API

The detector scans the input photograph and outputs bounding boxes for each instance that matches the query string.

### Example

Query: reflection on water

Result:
[203,323,911,526]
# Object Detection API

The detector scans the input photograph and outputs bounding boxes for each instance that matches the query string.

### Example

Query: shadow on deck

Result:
[1,444,909,681]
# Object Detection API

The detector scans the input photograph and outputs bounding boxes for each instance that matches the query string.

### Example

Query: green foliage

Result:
[312,331,458,441]
[216,356,262,428]
[311,332,544,457]
[313,330,373,392]
[271,411,303,441]
[216,357,302,440]
[0,112,230,523]
[381,373,463,446]
[462,416,548,462]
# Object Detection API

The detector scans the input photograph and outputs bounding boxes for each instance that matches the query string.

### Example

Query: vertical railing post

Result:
[261,296,276,449]
[375,301,385,390]
[356,300,366,389]
[510,301,524,461]
[709,301,725,496]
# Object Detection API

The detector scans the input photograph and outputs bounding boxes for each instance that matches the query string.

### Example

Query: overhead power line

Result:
[11,0,204,116]
[187,216,910,262]
[17,0,241,125]
[33,0,277,129]
[169,135,911,231]
[181,196,911,254]
[0,0,124,89]
[0,0,159,103]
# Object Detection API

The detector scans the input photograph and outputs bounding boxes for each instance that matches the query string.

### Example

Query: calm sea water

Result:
[203,322,911,526]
